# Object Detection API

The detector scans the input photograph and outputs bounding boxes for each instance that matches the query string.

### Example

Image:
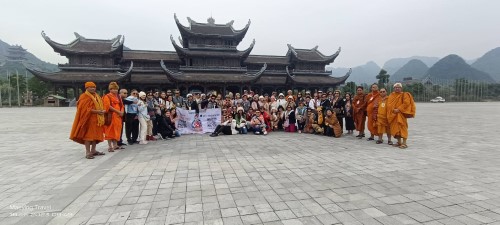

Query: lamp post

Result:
[8,69,11,107]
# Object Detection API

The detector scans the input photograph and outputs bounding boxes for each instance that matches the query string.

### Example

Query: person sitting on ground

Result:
[304,108,315,134]
[210,118,238,137]
[158,110,176,139]
[234,107,247,134]
[249,110,268,135]
[295,101,307,133]
[246,107,254,122]
[259,106,272,132]
[324,109,342,138]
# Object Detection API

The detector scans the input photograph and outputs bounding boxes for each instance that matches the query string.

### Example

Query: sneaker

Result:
[255,131,260,135]
[263,130,268,135]
[139,141,148,145]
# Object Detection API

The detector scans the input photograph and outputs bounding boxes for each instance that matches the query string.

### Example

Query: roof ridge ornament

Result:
[74,32,86,40]
[226,20,234,26]
[207,17,215,25]
[41,31,50,40]
[287,44,298,57]
[312,46,318,51]
[117,61,134,76]
[245,63,267,77]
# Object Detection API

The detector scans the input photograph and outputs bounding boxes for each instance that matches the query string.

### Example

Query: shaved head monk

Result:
[352,86,367,138]
[365,83,381,141]
[387,83,416,149]
[70,81,105,159]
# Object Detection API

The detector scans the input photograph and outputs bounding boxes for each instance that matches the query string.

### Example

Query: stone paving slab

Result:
[0,102,499,225]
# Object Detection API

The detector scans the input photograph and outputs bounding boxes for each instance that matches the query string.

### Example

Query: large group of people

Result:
[70,81,416,159]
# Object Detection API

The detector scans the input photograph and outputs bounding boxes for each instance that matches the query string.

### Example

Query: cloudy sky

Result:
[2,0,499,68]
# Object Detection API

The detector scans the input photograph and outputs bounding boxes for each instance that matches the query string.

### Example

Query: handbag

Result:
[104,112,112,126]
[283,120,289,128]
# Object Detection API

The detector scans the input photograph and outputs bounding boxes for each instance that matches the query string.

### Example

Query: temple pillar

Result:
[73,86,77,100]
[63,87,68,99]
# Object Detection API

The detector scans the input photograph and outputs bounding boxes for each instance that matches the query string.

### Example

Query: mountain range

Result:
[427,54,495,82]
[471,47,500,82]
[328,47,499,84]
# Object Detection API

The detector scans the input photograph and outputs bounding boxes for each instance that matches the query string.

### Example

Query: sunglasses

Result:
[132,93,138,95]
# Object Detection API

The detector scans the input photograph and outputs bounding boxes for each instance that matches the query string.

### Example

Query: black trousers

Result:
[213,125,232,135]
[324,126,334,136]
[125,113,139,143]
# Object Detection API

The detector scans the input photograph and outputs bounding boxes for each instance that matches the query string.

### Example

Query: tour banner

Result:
[176,108,221,134]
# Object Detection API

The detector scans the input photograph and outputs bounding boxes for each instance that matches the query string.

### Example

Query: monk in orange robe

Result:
[365,84,381,141]
[103,82,124,152]
[70,81,105,159]
[387,83,416,149]
[375,88,392,145]
[352,86,366,138]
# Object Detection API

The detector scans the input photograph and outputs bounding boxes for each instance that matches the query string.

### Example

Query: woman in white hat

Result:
[137,91,150,145]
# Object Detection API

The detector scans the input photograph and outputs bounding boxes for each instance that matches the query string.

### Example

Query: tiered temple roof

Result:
[28,14,350,91]
[174,14,250,45]
[6,45,27,61]
[170,35,254,60]
[287,44,340,64]
[27,62,134,83]
[42,31,124,56]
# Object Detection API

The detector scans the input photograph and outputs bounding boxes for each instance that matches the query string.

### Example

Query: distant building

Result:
[7,45,27,62]
[44,94,66,107]
[27,14,350,97]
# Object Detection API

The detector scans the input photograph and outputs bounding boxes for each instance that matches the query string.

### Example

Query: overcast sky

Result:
[2,0,499,68]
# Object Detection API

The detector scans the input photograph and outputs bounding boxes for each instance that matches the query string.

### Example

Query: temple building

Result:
[7,45,27,62]
[27,14,350,97]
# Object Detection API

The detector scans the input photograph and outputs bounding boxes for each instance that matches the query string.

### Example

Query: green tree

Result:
[341,81,356,95]
[28,76,50,102]
[376,69,390,88]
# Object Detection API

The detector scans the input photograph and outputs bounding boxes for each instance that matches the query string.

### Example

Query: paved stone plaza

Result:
[0,103,499,225]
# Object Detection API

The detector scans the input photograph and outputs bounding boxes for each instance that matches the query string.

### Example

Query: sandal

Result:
[376,140,383,144]
[399,144,408,149]
[108,147,115,152]
[367,137,375,141]
[85,154,95,159]
[114,146,125,150]
[393,142,402,147]
[94,151,106,155]
[388,141,393,145]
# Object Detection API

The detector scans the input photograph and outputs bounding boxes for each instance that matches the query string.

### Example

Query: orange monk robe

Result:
[366,91,381,135]
[386,92,416,139]
[352,93,366,132]
[70,92,104,144]
[376,97,389,135]
[103,93,124,141]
